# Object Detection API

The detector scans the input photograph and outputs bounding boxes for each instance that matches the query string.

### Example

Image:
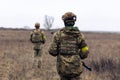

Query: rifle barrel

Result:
[82,62,92,71]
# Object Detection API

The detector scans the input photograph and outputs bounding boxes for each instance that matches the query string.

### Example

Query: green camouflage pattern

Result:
[57,55,83,78]
[33,43,42,50]
[31,29,44,43]
[33,49,42,68]
[30,29,45,68]
[59,27,81,55]
[49,27,89,79]
[49,27,84,56]
[30,29,45,49]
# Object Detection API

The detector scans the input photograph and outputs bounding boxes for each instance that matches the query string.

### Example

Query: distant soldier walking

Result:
[30,22,46,68]
[49,12,89,80]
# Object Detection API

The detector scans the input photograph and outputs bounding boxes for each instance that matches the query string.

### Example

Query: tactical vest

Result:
[57,28,83,77]
[31,30,43,43]
[58,28,80,55]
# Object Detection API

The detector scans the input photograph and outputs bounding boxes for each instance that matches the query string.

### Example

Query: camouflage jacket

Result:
[30,29,46,50]
[49,27,89,59]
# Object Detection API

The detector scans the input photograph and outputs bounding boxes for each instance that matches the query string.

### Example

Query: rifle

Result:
[82,62,92,71]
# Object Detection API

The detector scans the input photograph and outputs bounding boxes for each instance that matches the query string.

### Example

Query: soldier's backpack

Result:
[56,27,83,78]
[31,29,44,43]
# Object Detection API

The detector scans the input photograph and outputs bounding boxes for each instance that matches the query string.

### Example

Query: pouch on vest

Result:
[57,55,83,78]
[57,29,83,77]
[31,30,43,43]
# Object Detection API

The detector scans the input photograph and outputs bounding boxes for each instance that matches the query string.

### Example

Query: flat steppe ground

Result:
[0,29,120,80]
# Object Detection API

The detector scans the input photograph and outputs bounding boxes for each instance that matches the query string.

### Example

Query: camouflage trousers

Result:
[60,76,82,80]
[33,49,42,68]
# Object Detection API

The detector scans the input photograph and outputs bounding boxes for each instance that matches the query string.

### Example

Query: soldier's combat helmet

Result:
[62,12,76,26]
[35,22,40,29]
[62,12,76,22]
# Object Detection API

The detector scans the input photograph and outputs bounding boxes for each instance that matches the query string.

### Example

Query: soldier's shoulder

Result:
[53,30,60,36]
[34,29,43,33]
[81,33,85,39]
[30,29,35,35]
[73,26,79,31]
[41,30,45,34]
[53,29,64,38]
[77,31,85,40]
[75,27,85,39]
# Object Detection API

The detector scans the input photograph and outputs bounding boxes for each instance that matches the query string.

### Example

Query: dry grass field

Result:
[0,29,120,80]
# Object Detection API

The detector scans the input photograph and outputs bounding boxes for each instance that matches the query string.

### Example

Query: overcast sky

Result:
[0,0,120,32]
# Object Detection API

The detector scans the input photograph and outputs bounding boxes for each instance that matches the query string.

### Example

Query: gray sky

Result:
[0,0,120,32]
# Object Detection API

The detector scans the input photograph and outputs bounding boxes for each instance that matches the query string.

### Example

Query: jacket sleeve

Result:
[78,33,89,59]
[41,31,46,44]
[48,32,59,56]
[30,31,33,43]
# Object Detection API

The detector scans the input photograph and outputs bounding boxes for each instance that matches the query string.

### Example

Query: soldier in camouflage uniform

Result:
[30,22,46,68]
[49,12,89,80]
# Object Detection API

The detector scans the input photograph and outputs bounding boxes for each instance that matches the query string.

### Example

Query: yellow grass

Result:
[0,29,120,80]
